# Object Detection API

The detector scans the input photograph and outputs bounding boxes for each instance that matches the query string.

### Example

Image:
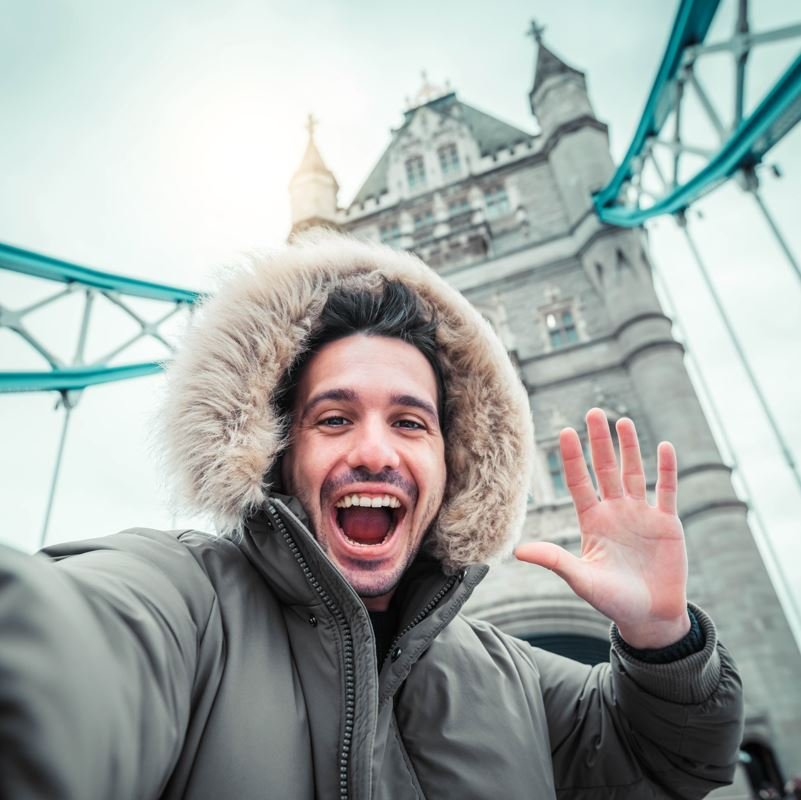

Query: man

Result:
[1,232,743,799]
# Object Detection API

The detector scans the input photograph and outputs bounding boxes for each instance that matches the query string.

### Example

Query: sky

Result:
[1,0,800,638]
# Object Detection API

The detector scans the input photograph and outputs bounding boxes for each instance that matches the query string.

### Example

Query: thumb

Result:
[514,542,587,593]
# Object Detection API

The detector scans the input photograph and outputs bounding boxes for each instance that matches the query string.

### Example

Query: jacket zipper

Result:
[267,502,355,800]
[382,571,461,668]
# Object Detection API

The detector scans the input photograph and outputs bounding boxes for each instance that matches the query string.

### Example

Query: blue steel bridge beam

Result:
[591,0,801,617]
[0,242,201,393]
[0,241,200,303]
[1,363,166,394]
[1,242,200,543]
[594,0,801,496]
[593,0,722,214]
[594,0,801,231]
[595,50,801,227]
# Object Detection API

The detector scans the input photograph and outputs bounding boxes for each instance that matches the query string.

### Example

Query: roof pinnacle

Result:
[292,113,336,182]
[406,70,451,110]
[526,19,546,45]
[305,112,319,139]
[528,20,585,98]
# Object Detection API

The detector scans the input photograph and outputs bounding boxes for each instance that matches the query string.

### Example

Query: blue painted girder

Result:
[593,0,721,217]
[0,363,165,393]
[595,51,801,227]
[0,241,200,303]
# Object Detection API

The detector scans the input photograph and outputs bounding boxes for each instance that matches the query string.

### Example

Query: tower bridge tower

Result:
[287,29,801,793]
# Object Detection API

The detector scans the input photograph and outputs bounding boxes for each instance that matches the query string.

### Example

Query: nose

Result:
[345,416,401,473]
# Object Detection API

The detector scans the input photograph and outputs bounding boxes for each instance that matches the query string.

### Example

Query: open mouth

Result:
[333,493,406,547]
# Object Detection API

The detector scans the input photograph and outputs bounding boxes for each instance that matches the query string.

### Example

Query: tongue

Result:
[338,507,393,544]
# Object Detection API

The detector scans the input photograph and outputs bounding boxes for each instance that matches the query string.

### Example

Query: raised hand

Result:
[515,408,690,649]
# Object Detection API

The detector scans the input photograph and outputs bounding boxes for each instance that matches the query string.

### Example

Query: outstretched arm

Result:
[0,530,221,800]
[516,407,690,649]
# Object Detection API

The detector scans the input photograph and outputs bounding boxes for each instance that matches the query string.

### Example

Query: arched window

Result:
[413,209,434,230]
[543,307,579,349]
[524,633,609,666]
[740,741,785,797]
[438,143,461,177]
[484,185,510,218]
[447,196,471,216]
[405,156,426,190]
[379,221,400,244]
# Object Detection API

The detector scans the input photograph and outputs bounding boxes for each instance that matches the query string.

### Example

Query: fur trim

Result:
[162,231,533,571]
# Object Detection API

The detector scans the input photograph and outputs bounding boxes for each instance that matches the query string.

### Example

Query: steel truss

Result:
[0,241,200,543]
[0,242,199,393]
[594,0,801,237]
[591,0,801,504]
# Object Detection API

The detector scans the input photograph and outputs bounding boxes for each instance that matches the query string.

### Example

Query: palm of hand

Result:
[516,408,690,649]
[571,491,687,630]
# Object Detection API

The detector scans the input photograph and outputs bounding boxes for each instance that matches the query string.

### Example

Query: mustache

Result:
[321,467,418,506]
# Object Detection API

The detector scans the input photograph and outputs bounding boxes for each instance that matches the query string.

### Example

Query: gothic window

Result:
[405,156,427,190]
[544,308,579,349]
[547,438,593,500]
[448,197,471,216]
[413,209,434,230]
[547,449,568,498]
[379,222,401,243]
[484,185,510,218]
[523,633,609,665]
[740,741,785,796]
[438,143,461,177]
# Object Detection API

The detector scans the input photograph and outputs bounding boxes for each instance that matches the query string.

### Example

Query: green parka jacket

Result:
[0,233,744,798]
[2,497,742,799]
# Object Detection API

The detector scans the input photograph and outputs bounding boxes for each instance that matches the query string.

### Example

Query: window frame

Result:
[447,196,471,216]
[484,185,511,218]
[438,143,461,177]
[379,221,401,244]
[405,155,427,191]
[543,305,580,351]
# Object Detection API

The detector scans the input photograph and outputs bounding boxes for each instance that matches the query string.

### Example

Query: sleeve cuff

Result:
[617,607,704,664]
[610,602,722,704]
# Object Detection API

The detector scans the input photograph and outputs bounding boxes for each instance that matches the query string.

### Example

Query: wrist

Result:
[617,610,692,651]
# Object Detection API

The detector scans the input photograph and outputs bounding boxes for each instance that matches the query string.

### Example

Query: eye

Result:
[394,418,425,430]
[318,416,350,427]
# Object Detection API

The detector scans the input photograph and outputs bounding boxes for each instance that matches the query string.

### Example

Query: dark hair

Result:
[276,280,446,429]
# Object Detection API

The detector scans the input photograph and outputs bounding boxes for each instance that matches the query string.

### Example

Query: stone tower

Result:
[289,29,801,797]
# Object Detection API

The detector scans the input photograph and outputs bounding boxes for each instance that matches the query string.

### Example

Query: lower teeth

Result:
[341,526,394,547]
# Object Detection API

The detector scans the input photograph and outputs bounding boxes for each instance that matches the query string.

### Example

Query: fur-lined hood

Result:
[162,231,533,571]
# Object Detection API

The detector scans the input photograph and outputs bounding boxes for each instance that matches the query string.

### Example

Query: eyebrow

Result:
[301,388,357,421]
[300,388,439,426]
[389,393,439,425]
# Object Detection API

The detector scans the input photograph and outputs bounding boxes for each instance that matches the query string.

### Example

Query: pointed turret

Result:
[288,114,340,237]
[525,21,613,225]
[530,36,584,99]
[526,20,594,138]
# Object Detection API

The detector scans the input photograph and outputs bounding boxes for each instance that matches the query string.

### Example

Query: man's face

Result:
[281,334,446,611]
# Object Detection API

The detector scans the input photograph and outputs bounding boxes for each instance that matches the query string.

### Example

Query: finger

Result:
[559,427,598,515]
[586,408,623,500]
[656,441,678,515]
[515,542,590,598]
[616,418,646,500]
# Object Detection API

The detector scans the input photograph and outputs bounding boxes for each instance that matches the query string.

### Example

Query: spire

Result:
[405,70,452,111]
[526,19,585,98]
[526,19,594,135]
[292,113,338,184]
[288,114,340,237]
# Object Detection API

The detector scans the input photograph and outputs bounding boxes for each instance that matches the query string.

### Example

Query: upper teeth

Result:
[335,494,401,509]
